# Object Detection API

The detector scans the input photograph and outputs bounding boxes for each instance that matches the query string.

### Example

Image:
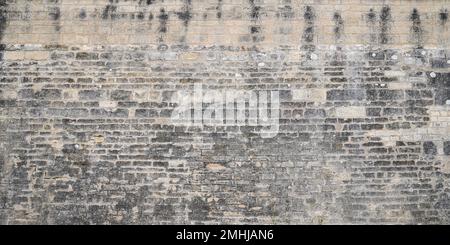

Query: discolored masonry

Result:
[0,0,449,225]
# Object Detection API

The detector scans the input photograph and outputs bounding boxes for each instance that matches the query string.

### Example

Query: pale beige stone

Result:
[63,90,78,101]
[389,82,412,89]
[206,163,226,170]
[92,134,105,144]
[24,51,50,60]
[99,101,117,108]
[441,157,450,174]
[50,139,64,151]
[180,52,201,61]
[335,106,366,118]
[384,70,406,77]
[4,52,25,60]
[292,89,327,102]
[0,90,18,100]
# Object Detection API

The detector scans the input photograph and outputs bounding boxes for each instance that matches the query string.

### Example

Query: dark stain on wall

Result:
[137,12,145,20]
[440,9,448,25]
[410,8,423,47]
[158,8,168,33]
[366,7,392,44]
[216,0,223,19]
[102,1,118,20]
[139,0,155,5]
[79,9,87,19]
[2,0,450,225]
[366,8,377,43]
[49,7,61,21]
[176,0,192,27]
[367,8,376,22]
[249,0,261,20]
[99,0,156,21]
[48,3,62,32]
[0,0,8,55]
[250,26,260,34]
[175,0,192,42]
[248,0,263,43]
[23,3,31,21]
[177,0,193,44]
[157,8,169,42]
[333,12,344,41]
[379,6,392,44]
[302,6,315,51]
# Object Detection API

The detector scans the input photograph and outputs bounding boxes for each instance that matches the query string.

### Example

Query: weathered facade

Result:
[0,0,449,224]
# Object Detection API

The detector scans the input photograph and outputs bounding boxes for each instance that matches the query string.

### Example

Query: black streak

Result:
[379,6,392,44]
[49,7,61,21]
[249,0,261,20]
[302,6,315,46]
[333,12,344,41]
[251,26,260,34]
[158,8,169,34]
[176,0,192,27]
[440,9,448,25]
[304,6,314,21]
[367,8,376,22]
[216,0,223,19]
[139,0,155,5]
[102,4,118,20]
[79,9,87,19]
[0,0,7,54]
[137,12,145,20]
[248,0,263,43]
[366,8,377,43]
[410,8,423,47]
[48,5,61,32]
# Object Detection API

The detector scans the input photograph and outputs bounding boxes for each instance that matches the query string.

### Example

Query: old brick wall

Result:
[0,0,449,224]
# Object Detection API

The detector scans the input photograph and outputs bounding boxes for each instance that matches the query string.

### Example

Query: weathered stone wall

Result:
[0,0,449,224]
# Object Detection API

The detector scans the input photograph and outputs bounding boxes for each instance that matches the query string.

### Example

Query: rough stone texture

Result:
[0,0,449,224]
